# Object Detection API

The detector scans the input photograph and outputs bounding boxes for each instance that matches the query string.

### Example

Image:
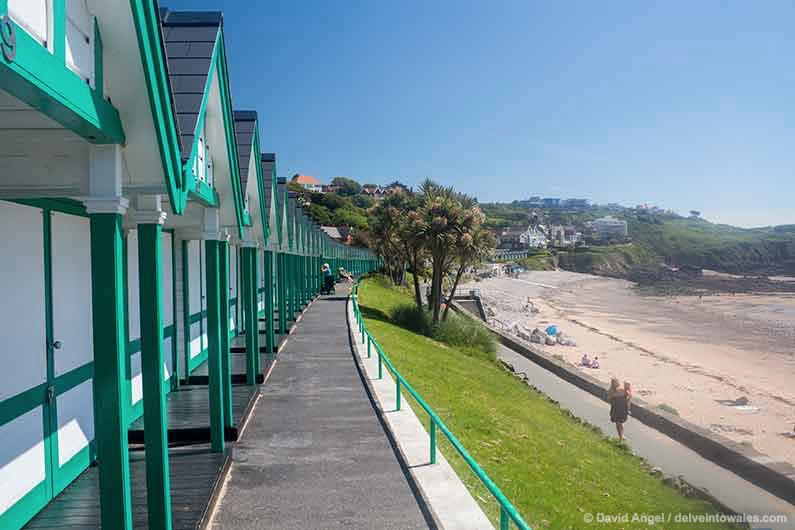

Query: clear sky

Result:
[164,0,794,227]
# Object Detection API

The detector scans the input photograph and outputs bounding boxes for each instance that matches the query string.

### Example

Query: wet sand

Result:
[464,270,795,466]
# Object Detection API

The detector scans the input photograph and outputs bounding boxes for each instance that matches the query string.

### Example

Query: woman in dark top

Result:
[609,378,629,441]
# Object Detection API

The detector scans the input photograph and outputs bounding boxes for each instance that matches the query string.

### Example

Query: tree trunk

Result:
[442,264,465,321]
[411,257,423,310]
[431,254,444,324]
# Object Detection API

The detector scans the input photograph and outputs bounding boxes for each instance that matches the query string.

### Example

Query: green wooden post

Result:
[219,241,233,427]
[137,221,172,530]
[205,240,225,453]
[242,246,258,384]
[277,252,287,335]
[264,250,275,354]
[89,213,133,530]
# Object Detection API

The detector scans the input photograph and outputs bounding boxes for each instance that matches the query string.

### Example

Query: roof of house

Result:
[233,111,256,191]
[291,174,321,186]
[321,226,343,240]
[160,9,223,161]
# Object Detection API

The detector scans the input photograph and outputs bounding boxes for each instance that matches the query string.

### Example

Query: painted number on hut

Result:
[0,15,16,63]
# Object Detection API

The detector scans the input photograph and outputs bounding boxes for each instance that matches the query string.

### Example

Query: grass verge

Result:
[358,275,737,530]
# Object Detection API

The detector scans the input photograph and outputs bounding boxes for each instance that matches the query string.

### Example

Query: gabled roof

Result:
[291,174,321,186]
[160,9,222,161]
[233,111,256,191]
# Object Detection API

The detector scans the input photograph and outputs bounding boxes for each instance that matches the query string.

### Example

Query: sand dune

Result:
[464,270,795,465]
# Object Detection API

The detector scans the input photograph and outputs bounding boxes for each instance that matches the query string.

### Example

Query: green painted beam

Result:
[89,213,132,530]
[264,250,275,354]
[204,240,225,453]
[219,241,233,427]
[241,247,258,385]
[137,222,173,530]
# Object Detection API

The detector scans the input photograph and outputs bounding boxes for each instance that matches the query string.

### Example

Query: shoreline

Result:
[463,270,795,467]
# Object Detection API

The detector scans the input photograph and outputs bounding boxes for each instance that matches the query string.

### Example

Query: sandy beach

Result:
[464,270,795,466]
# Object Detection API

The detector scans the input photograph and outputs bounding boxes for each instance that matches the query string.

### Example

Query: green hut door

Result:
[0,202,95,529]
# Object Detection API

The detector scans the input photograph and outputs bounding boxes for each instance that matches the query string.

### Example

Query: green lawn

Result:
[358,276,737,530]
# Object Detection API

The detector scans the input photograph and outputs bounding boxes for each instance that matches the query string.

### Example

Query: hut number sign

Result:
[0,15,16,63]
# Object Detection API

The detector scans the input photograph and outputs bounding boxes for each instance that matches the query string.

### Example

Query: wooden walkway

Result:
[128,384,259,444]
[24,446,228,530]
[208,286,433,530]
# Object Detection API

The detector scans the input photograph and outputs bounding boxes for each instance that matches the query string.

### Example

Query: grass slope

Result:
[359,277,735,530]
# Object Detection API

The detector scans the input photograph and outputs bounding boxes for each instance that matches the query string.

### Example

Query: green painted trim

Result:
[0,481,49,530]
[218,241,232,427]
[53,0,65,62]
[181,240,190,380]
[204,240,225,452]
[54,362,93,397]
[41,207,56,504]
[168,230,178,391]
[128,0,185,213]
[0,16,124,143]
[186,350,208,374]
[88,213,133,530]
[189,180,219,207]
[12,198,87,217]
[0,383,46,426]
[137,223,173,530]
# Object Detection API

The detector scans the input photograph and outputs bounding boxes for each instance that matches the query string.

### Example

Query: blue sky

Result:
[165,0,794,227]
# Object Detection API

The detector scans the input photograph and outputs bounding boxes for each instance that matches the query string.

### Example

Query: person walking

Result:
[608,378,629,441]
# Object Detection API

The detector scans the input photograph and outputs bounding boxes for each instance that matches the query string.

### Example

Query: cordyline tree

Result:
[369,192,408,285]
[369,180,493,325]
[416,180,487,324]
[441,222,494,321]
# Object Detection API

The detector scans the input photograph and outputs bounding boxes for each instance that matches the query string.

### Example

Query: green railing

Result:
[350,279,532,530]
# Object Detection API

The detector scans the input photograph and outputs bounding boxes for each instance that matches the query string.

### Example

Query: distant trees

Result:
[369,179,494,324]
[330,177,362,196]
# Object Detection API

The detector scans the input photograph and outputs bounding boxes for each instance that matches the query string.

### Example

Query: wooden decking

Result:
[24,446,229,530]
[128,384,259,444]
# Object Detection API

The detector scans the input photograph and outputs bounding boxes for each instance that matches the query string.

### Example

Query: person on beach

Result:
[591,356,600,369]
[609,378,629,441]
[581,354,591,367]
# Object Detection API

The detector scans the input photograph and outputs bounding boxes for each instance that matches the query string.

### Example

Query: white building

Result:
[592,216,628,238]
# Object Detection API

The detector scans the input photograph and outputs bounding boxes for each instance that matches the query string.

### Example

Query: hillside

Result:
[483,203,795,275]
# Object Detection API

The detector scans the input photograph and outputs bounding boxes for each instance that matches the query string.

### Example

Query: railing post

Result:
[367,335,371,358]
[395,378,401,411]
[500,507,509,530]
[378,351,383,379]
[429,417,436,464]
[361,324,365,345]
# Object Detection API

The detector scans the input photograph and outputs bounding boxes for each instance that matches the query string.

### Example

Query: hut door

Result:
[48,212,94,495]
[0,201,51,525]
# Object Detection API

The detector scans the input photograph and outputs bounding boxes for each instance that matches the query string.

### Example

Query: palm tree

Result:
[442,222,494,321]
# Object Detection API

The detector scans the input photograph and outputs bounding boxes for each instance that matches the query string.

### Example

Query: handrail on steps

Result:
[350,278,532,530]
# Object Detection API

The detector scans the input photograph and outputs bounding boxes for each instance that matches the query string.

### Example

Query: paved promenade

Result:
[210,287,433,530]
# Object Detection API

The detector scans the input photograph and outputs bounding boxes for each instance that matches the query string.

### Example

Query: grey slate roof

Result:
[233,111,257,191]
[160,9,222,161]
[261,154,275,215]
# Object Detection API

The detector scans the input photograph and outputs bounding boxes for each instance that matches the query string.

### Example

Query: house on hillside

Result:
[542,197,561,208]
[321,225,353,244]
[321,184,340,193]
[592,216,628,239]
[361,185,385,199]
[291,173,322,192]
[385,182,412,195]
[562,198,590,208]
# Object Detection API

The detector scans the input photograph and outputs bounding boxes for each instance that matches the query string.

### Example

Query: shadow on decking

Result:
[24,445,229,530]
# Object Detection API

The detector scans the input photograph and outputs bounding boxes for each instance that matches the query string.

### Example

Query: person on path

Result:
[609,377,629,441]
[321,263,335,294]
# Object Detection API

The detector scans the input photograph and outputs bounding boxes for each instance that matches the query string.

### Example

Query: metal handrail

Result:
[350,280,532,530]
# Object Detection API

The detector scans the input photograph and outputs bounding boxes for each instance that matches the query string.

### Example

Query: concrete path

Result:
[498,345,795,530]
[209,288,433,530]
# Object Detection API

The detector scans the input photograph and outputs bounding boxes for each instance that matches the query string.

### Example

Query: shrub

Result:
[391,303,432,335]
[432,313,497,357]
